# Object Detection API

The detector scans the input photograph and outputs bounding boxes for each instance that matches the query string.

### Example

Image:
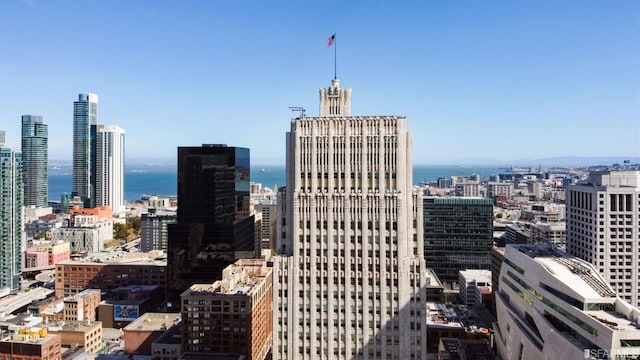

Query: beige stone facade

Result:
[272,79,427,359]
[48,320,103,354]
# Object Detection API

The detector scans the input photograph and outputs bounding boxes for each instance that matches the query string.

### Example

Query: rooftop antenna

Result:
[289,106,306,118]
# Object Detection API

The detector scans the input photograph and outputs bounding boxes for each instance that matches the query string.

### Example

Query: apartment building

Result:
[181,258,272,360]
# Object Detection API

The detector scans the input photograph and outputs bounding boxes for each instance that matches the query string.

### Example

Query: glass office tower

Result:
[0,132,23,291]
[72,93,98,205]
[167,145,255,306]
[21,115,48,207]
[424,197,494,286]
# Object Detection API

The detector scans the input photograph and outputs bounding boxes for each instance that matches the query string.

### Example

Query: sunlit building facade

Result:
[95,124,125,213]
[181,259,272,359]
[273,79,428,359]
[495,244,640,360]
[566,170,640,307]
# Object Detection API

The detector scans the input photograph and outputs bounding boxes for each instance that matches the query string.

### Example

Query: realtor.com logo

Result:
[584,348,640,359]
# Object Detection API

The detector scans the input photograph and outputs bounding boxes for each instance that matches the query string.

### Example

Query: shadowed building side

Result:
[167,145,255,308]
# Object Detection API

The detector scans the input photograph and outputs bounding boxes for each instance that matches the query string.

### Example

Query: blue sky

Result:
[1,0,638,165]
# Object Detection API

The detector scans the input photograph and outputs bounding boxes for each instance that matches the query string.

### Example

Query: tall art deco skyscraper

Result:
[273,79,428,360]
[21,115,48,207]
[72,93,98,203]
[95,125,125,213]
[0,131,23,291]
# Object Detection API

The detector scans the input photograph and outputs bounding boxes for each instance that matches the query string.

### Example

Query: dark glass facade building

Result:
[167,145,255,305]
[72,93,98,207]
[424,197,493,287]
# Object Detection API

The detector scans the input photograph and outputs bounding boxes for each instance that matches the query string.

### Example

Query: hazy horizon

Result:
[45,155,640,168]
[1,1,638,163]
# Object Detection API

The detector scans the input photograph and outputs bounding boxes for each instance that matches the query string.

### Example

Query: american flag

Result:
[327,34,335,47]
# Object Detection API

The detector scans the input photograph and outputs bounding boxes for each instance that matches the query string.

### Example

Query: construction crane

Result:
[288,106,306,118]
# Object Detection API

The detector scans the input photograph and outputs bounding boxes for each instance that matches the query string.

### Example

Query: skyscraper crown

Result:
[319,78,351,117]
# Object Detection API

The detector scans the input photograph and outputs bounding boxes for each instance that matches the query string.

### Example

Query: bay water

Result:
[48,165,504,202]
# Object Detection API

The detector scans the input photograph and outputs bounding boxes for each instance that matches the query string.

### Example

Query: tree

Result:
[113,223,128,240]
[129,216,141,232]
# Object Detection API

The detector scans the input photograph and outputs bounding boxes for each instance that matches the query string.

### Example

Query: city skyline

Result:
[1,1,638,165]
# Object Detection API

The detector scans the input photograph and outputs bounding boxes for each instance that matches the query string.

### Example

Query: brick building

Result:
[54,254,166,298]
[0,331,61,360]
[63,289,101,321]
[181,258,272,360]
[123,313,181,355]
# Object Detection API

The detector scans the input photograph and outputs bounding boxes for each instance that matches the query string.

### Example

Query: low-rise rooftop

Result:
[152,322,181,344]
[514,244,616,298]
[48,320,101,332]
[59,250,166,266]
[585,310,640,332]
[1,331,59,345]
[183,258,270,297]
[65,289,100,302]
[426,303,494,334]
[124,313,181,332]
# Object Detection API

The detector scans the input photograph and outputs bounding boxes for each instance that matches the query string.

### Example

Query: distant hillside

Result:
[509,156,640,167]
[51,155,640,170]
[419,156,640,167]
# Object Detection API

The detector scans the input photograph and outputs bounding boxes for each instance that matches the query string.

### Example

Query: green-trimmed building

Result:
[424,197,493,287]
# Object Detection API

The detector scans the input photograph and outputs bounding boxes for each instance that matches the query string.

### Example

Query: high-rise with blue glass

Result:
[21,115,48,207]
[72,93,98,205]
[0,131,23,291]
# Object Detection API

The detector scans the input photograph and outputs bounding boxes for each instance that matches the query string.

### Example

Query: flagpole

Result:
[334,32,337,80]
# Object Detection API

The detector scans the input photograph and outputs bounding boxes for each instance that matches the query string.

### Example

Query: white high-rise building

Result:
[566,170,640,307]
[495,244,640,360]
[95,125,125,213]
[272,79,428,360]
